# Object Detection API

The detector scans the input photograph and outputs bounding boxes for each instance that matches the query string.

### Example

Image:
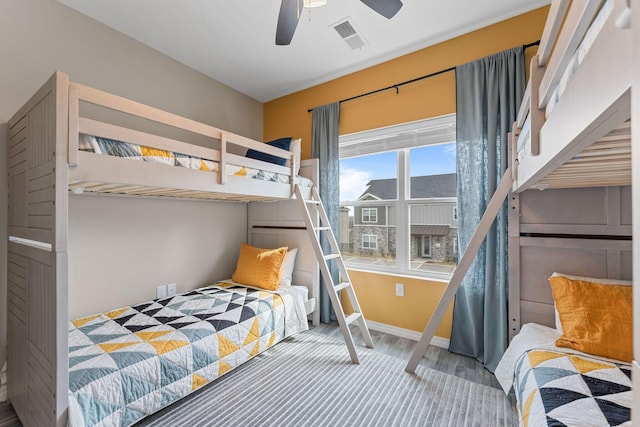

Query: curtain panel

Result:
[449,47,525,372]
[311,102,340,323]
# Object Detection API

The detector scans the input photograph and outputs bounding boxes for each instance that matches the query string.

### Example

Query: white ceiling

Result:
[58,0,549,103]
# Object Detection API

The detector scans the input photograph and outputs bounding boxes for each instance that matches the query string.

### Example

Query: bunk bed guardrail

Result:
[512,0,632,192]
[66,77,302,199]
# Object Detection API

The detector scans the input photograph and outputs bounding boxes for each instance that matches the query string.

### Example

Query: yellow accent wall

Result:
[264,8,548,339]
[343,271,454,339]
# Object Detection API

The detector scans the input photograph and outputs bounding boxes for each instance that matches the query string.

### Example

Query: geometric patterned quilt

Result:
[514,349,632,427]
[82,135,313,187]
[68,283,307,427]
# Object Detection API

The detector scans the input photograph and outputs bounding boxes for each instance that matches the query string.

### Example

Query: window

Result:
[339,114,456,279]
[362,235,377,249]
[421,236,432,257]
[362,208,377,223]
[453,206,458,220]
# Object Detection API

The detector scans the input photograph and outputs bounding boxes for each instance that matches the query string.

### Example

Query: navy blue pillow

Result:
[245,137,292,166]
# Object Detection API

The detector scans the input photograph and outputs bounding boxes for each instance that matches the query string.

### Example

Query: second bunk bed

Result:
[498,0,635,425]
[406,0,635,424]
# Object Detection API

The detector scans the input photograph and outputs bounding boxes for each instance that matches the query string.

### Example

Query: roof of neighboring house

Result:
[358,173,456,200]
[411,225,450,236]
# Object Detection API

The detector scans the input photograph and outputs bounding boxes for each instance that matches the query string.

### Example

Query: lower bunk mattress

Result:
[68,282,309,427]
[495,324,632,427]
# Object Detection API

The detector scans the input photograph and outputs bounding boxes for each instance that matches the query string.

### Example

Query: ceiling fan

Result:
[275,0,403,45]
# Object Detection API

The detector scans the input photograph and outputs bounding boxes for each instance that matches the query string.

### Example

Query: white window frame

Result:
[362,207,378,223]
[421,235,432,257]
[362,234,377,249]
[339,114,456,281]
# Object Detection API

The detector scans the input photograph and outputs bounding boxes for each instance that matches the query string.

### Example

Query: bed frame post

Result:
[631,0,640,416]
[405,168,514,373]
[220,133,227,185]
[68,84,80,167]
[507,192,521,341]
[511,123,520,182]
[529,54,545,156]
[7,71,70,426]
[508,129,521,341]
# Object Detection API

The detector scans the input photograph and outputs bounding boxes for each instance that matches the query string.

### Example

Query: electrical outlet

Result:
[156,285,167,299]
[167,283,177,297]
[395,283,404,297]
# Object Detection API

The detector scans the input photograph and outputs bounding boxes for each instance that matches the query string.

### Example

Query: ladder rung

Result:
[306,199,321,205]
[345,312,362,325]
[324,254,340,260]
[334,282,351,292]
[315,226,330,231]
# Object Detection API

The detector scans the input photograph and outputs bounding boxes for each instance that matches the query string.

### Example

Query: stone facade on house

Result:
[410,228,457,263]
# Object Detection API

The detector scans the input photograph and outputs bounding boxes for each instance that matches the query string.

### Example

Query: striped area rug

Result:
[139,331,517,427]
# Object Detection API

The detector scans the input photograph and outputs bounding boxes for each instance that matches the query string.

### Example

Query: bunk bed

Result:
[498,0,636,425]
[7,72,320,426]
[405,0,635,424]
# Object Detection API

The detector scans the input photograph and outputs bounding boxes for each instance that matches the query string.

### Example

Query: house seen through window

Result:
[339,114,456,280]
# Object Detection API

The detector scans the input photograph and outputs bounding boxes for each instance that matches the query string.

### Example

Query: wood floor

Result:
[0,322,509,426]
[315,321,505,390]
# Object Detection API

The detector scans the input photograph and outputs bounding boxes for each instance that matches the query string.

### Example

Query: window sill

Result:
[345,265,452,283]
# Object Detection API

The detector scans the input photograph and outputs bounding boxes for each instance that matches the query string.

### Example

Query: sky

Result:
[340,142,456,201]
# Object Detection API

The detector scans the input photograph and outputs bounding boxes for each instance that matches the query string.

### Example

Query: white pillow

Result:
[284,138,301,175]
[79,134,102,154]
[279,248,298,287]
[550,272,632,333]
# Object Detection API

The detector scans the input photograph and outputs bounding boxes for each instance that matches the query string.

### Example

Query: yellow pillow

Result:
[549,275,633,362]
[232,244,288,291]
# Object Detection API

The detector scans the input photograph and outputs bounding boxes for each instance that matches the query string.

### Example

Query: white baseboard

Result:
[366,320,450,349]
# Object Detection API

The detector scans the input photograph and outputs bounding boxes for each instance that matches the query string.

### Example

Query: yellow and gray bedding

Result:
[496,324,631,427]
[68,282,308,427]
[79,134,313,187]
[496,272,633,426]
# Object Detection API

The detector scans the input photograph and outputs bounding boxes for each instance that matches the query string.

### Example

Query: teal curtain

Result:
[449,47,525,372]
[311,102,340,323]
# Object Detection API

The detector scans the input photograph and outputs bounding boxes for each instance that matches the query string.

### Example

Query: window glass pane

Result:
[409,143,456,199]
[409,203,456,278]
[340,152,397,201]
[340,152,397,269]
[339,116,456,278]
[407,142,456,278]
[341,204,396,269]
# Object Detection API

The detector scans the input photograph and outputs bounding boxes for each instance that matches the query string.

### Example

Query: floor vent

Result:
[331,18,367,49]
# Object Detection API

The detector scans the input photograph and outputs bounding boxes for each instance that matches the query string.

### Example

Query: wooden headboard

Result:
[509,186,632,340]
[247,158,320,326]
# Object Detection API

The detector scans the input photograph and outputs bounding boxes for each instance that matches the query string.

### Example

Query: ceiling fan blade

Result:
[275,0,302,45]
[360,0,403,19]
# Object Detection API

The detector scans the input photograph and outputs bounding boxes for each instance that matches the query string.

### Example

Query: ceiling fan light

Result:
[303,0,327,8]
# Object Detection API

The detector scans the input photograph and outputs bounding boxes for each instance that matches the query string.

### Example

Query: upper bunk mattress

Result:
[67,282,308,427]
[544,0,614,118]
[79,134,314,188]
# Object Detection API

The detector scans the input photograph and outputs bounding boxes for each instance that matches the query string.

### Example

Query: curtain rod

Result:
[307,40,541,113]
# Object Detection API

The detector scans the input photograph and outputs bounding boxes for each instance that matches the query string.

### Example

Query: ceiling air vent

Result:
[331,18,367,50]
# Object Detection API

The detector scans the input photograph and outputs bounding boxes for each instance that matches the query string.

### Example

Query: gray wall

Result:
[0,0,264,367]
[410,202,457,227]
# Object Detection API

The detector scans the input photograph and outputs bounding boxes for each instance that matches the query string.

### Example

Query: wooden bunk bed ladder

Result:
[294,185,374,363]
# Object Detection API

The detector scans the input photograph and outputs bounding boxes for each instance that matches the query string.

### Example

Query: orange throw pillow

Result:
[232,244,288,291]
[549,275,633,362]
